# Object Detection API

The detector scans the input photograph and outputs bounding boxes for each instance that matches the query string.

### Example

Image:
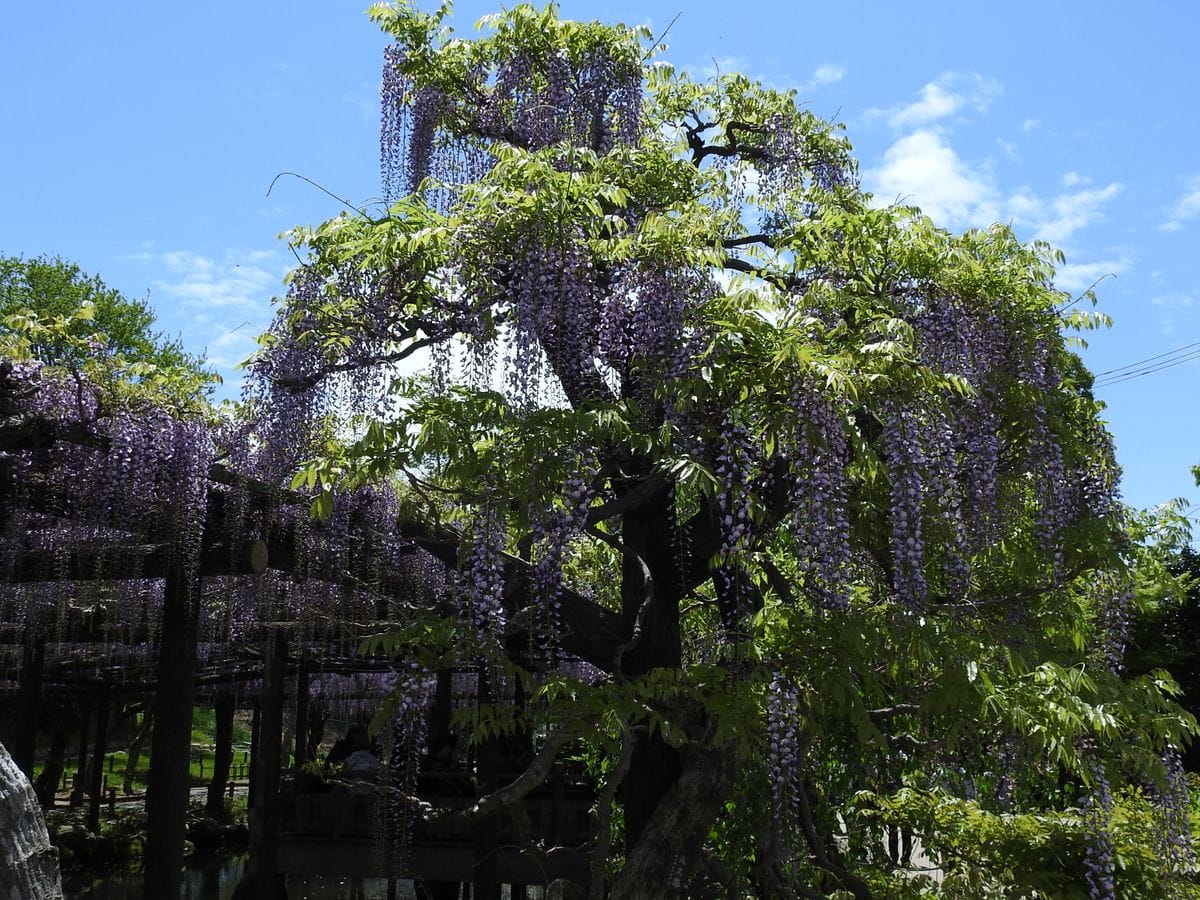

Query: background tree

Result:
[0,253,213,389]
[245,3,1197,896]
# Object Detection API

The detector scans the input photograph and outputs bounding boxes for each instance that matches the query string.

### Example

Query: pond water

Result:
[64,856,423,899]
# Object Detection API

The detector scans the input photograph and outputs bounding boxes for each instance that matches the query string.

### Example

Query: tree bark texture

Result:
[123,710,152,797]
[0,740,63,900]
[619,481,683,851]
[69,696,91,808]
[609,739,736,900]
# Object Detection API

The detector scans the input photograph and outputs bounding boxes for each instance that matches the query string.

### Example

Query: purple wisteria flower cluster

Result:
[1081,745,1116,900]
[882,402,928,609]
[1154,745,1195,875]
[787,377,852,609]
[466,502,508,647]
[530,450,597,660]
[766,671,803,832]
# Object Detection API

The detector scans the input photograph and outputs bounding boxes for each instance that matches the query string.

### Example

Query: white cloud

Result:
[1021,118,1041,132]
[866,128,1124,245]
[809,63,846,87]
[867,72,1002,130]
[342,84,377,120]
[864,129,998,229]
[1053,257,1127,293]
[1160,175,1200,232]
[1061,171,1086,188]
[1025,182,1123,244]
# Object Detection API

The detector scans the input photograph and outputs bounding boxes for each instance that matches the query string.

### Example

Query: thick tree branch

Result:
[722,256,805,290]
[397,517,626,671]
[271,334,438,394]
[795,778,873,900]
[356,730,574,828]
[585,471,670,526]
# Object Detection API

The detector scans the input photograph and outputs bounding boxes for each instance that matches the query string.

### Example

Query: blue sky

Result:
[3,1,1199,515]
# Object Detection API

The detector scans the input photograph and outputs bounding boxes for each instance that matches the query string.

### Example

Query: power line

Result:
[1092,337,1200,378]
[1094,347,1200,387]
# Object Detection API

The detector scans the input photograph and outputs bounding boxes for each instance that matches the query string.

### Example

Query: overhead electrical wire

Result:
[1091,338,1200,388]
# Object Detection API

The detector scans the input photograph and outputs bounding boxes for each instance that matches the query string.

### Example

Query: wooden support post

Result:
[34,729,66,808]
[69,695,92,808]
[233,628,287,899]
[206,695,235,816]
[143,564,202,900]
[247,704,261,807]
[12,633,46,778]
[87,689,110,834]
[294,653,311,768]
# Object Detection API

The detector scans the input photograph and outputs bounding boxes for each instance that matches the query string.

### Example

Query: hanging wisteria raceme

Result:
[467,43,641,154]
[913,296,1014,551]
[243,272,329,484]
[465,501,508,648]
[921,404,971,600]
[716,417,754,563]
[379,667,435,874]
[766,671,803,860]
[381,23,641,214]
[881,402,928,609]
[1017,337,1093,569]
[1096,574,1133,677]
[599,263,713,393]
[1081,745,1116,900]
[2,358,215,583]
[957,399,1002,551]
[1029,413,1074,569]
[711,416,757,631]
[1153,745,1194,876]
[497,231,602,407]
[787,377,852,610]
[529,450,598,661]
[309,671,402,721]
[380,45,411,205]
[1076,420,1122,522]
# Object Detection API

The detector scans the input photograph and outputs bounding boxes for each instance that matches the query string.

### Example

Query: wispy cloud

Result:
[1160,175,1200,232]
[698,55,748,80]
[805,63,846,89]
[1053,255,1129,294]
[866,72,1001,130]
[121,248,287,387]
[1009,182,1123,244]
[342,84,377,120]
[1150,291,1197,336]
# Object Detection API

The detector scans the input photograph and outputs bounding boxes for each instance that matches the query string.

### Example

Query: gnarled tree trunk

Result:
[0,740,63,900]
[609,738,735,900]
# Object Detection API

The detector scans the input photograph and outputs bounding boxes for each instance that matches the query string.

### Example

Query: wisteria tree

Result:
[249,3,1197,896]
